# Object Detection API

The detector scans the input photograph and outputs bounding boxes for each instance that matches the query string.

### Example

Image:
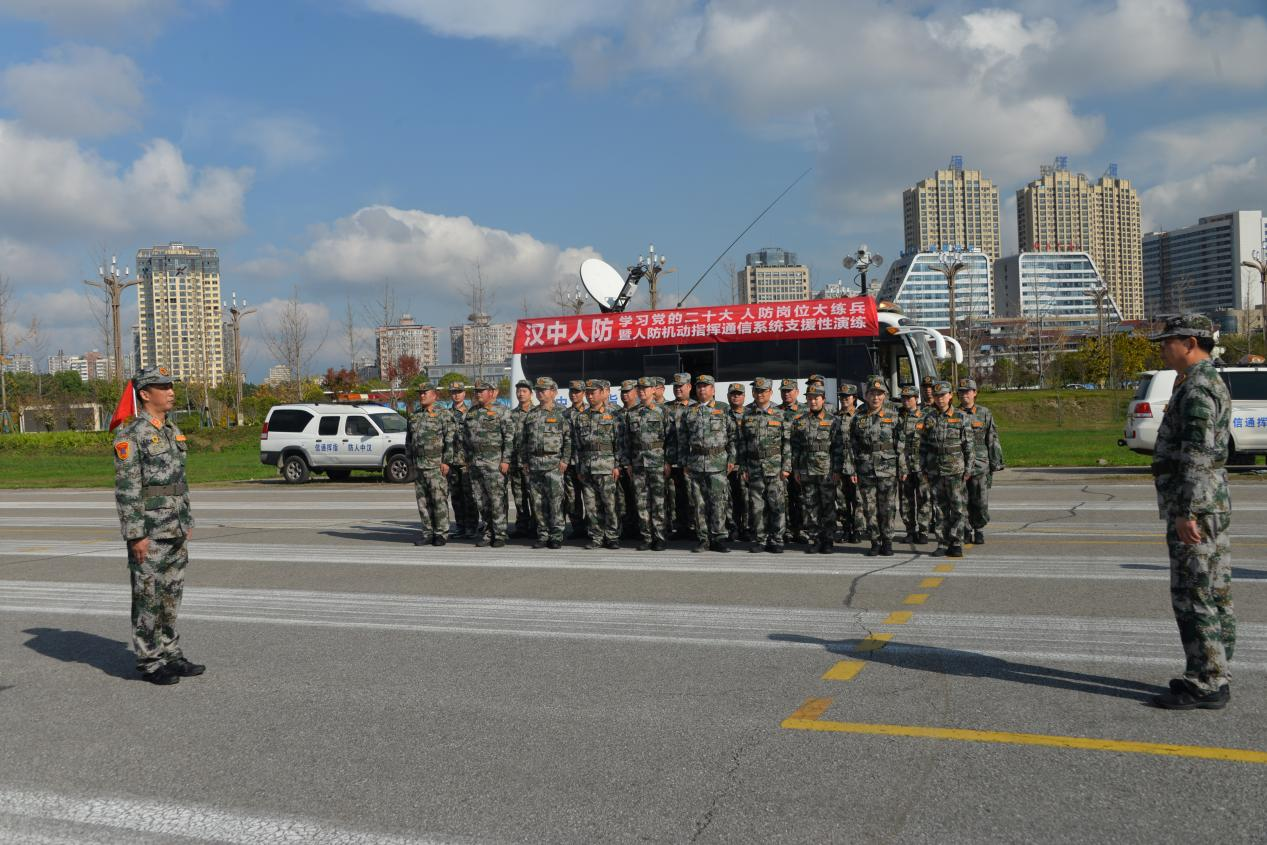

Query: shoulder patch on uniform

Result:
[819,420,832,427]
[175,434,187,441]
[114,441,130,461]
[149,417,163,428]
[546,417,557,423]
[972,421,983,427]
[769,419,781,426]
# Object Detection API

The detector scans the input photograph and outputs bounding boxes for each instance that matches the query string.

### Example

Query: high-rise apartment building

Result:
[1016,161,1143,320]
[902,156,1002,263]
[1143,211,1265,320]
[450,322,515,367]
[736,247,811,303]
[135,243,225,386]
[376,314,439,375]
[2,353,34,374]
[46,350,112,381]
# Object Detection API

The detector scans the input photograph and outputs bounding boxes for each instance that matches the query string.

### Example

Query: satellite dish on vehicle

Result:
[580,258,627,311]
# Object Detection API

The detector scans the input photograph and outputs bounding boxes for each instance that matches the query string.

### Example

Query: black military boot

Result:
[432,535,447,546]
[584,539,601,550]
[169,658,205,677]
[948,545,964,558]
[767,542,783,554]
[880,539,893,556]
[749,541,765,553]
[603,539,620,550]
[973,529,985,545]
[915,532,929,544]
[692,540,709,553]
[1154,681,1229,710]
[532,539,547,549]
[650,539,666,551]
[710,539,730,553]
[818,539,833,555]
[931,546,948,557]
[475,536,491,548]
[490,539,506,548]
[547,539,562,550]
[865,541,880,557]
[414,534,429,546]
[142,665,179,685]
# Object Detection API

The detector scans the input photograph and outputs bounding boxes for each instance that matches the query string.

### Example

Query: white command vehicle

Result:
[260,403,413,483]
[1120,365,1267,464]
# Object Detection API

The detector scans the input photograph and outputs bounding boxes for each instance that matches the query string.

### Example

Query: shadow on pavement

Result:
[22,628,135,679]
[319,520,425,543]
[769,633,1166,703]
[1119,563,1266,580]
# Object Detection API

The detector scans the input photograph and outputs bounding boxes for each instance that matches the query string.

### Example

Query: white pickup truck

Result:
[260,402,414,483]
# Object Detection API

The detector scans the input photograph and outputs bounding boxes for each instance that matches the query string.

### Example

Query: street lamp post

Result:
[224,293,256,427]
[1241,250,1267,356]
[932,248,966,384]
[639,244,674,310]
[842,244,885,297]
[83,256,137,385]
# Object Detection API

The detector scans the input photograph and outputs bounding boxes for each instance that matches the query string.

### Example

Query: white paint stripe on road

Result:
[0,788,464,845]
[4,580,1265,668]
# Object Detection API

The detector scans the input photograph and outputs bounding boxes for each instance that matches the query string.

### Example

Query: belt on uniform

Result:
[143,482,187,497]
[690,445,726,456]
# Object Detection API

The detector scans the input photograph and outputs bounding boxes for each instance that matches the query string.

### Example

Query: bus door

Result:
[678,346,716,381]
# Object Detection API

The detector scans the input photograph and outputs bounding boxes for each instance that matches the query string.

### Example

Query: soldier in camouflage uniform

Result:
[778,378,807,544]
[616,379,642,538]
[834,382,866,543]
[462,379,512,547]
[791,384,844,554]
[897,386,931,544]
[740,376,791,553]
[564,380,589,537]
[447,383,479,539]
[518,377,571,549]
[726,383,750,542]
[406,380,456,547]
[921,374,941,536]
[663,373,695,539]
[573,379,624,549]
[957,378,1004,545]
[623,377,669,551]
[843,376,906,556]
[921,380,972,558]
[1149,315,1235,710]
[508,379,536,539]
[113,366,203,685]
[682,375,737,553]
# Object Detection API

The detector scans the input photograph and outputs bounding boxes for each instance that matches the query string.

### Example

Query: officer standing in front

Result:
[623,376,669,551]
[682,375,737,553]
[921,380,972,558]
[406,380,455,547]
[791,383,843,554]
[897,386,931,544]
[740,376,791,553]
[113,366,203,685]
[1149,314,1235,710]
[518,377,571,549]
[463,379,512,547]
[957,378,1004,545]
[508,378,536,539]
[843,376,906,556]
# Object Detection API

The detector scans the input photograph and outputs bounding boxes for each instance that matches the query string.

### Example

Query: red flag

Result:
[108,380,137,431]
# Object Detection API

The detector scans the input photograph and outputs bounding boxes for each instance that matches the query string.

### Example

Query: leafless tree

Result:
[0,274,32,417]
[549,277,587,315]
[264,286,326,401]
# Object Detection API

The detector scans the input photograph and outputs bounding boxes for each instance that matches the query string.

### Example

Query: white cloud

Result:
[0,0,181,37]
[1,45,144,138]
[301,205,602,307]
[358,0,627,44]
[232,115,327,168]
[0,120,252,243]
[0,239,72,284]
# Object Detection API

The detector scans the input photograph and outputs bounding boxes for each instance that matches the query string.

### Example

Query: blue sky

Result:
[0,0,1264,379]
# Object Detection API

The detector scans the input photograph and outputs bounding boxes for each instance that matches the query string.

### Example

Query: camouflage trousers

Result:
[929,473,967,548]
[510,466,534,535]
[785,474,805,541]
[668,466,693,537]
[836,475,866,537]
[687,469,730,542]
[448,465,478,536]
[469,464,508,543]
[581,471,620,543]
[747,474,787,545]
[726,470,748,540]
[629,467,666,544]
[619,472,639,538]
[414,468,450,539]
[128,536,188,674]
[564,466,586,535]
[800,475,837,545]
[966,472,991,531]
[1168,512,1235,693]
[858,476,899,542]
[899,472,932,535]
[528,469,566,543]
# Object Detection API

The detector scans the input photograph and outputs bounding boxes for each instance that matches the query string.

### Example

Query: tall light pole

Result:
[1241,249,1267,355]
[842,244,885,297]
[224,293,255,426]
[83,256,136,385]
[932,248,966,383]
[638,244,674,310]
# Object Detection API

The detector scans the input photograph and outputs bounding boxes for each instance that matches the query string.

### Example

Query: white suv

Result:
[1120,366,1267,464]
[260,403,413,483]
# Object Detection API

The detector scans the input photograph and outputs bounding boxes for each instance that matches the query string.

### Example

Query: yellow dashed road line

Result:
[883,611,913,625]
[918,577,944,588]
[822,661,866,681]
[902,593,930,605]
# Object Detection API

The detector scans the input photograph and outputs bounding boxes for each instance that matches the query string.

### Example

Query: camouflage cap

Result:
[838,382,858,397]
[805,384,825,397]
[568,379,586,392]
[533,376,558,390]
[899,386,919,399]
[637,376,655,388]
[447,381,468,392]
[416,379,437,392]
[921,375,935,387]
[864,376,888,394]
[957,377,978,392]
[779,378,797,391]
[695,374,716,385]
[673,372,692,386]
[752,376,773,391]
[133,365,174,390]
[651,376,666,387]
[1149,313,1215,341]
[585,378,610,391]
[515,379,532,389]
[806,373,826,385]
[620,379,638,392]
[931,380,953,396]
[728,382,745,395]
[473,379,496,391]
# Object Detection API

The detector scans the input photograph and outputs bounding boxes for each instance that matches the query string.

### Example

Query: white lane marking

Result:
[4,581,1265,667]
[0,788,463,845]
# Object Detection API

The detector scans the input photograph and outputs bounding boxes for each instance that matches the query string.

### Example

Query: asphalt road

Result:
[1,472,1265,843]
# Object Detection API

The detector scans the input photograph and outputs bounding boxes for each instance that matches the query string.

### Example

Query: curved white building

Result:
[878,250,993,331]
[994,252,1122,329]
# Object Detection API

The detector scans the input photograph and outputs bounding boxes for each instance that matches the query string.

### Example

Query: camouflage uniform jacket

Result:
[898,406,926,473]
[959,403,1004,475]
[662,399,692,466]
[790,408,844,477]
[518,405,572,472]
[681,400,738,473]
[1152,359,1231,520]
[406,406,455,471]
[462,404,512,469]
[779,401,803,424]
[740,404,790,477]
[113,415,194,542]
[509,405,534,468]
[573,405,624,473]
[920,406,973,477]
[845,407,907,479]
[447,401,470,467]
[622,403,667,470]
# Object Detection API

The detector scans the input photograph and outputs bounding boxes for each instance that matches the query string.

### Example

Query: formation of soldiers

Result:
[405,371,1004,557]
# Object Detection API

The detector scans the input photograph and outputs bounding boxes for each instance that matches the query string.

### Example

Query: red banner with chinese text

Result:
[514,297,878,354]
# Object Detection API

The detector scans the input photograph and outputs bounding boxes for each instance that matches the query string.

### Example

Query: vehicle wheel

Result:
[1227,443,1255,467]
[326,469,352,481]
[384,453,413,484]
[282,454,311,484]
